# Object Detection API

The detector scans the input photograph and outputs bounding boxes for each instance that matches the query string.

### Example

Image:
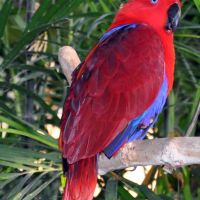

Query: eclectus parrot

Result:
[59,0,181,199]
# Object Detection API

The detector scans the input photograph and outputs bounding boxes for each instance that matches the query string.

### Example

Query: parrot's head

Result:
[111,0,181,34]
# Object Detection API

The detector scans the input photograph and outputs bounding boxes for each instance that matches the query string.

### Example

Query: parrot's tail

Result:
[62,156,97,200]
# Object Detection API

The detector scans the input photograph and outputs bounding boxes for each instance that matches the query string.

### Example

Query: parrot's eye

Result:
[150,0,159,4]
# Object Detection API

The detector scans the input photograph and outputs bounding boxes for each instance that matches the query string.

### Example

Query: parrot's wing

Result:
[60,24,166,163]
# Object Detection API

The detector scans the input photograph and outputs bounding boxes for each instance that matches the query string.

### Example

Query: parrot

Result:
[59,0,181,199]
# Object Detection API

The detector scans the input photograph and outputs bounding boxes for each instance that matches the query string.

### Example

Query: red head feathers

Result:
[113,1,181,30]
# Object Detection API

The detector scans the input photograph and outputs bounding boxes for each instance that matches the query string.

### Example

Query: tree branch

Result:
[58,46,200,175]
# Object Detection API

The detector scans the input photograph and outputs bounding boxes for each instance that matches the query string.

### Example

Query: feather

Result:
[60,24,165,164]
[63,156,97,200]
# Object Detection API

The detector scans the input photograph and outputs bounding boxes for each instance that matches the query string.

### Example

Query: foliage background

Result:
[0,0,199,199]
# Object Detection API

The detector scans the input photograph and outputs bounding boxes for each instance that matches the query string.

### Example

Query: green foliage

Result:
[0,0,199,199]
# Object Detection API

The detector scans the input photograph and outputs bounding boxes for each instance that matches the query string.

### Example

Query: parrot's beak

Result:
[166,3,181,32]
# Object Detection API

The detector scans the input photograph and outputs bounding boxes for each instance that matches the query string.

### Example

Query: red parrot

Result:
[59,0,181,199]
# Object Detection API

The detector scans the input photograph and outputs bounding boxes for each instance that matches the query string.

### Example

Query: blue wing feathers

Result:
[104,75,168,158]
[99,24,138,42]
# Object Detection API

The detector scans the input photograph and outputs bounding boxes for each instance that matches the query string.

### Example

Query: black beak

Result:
[166,3,181,32]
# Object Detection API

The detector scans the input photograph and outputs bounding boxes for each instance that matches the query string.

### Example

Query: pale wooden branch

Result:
[58,46,200,175]
[58,47,80,84]
[98,137,200,175]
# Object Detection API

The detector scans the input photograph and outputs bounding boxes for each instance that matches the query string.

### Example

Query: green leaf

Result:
[0,144,60,163]
[0,128,58,149]
[99,0,111,12]
[105,178,118,200]
[188,84,200,124]
[111,172,163,200]
[118,186,135,200]
[0,173,21,181]
[0,145,59,169]
[8,174,33,200]
[0,0,83,69]
[167,91,175,136]
[193,0,200,12]
[0,81,60,123]
[183,167,193,200]
[0,0,12,38]
[13,172,48,200]
[22,172,60,200]
[0,160,33,171]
